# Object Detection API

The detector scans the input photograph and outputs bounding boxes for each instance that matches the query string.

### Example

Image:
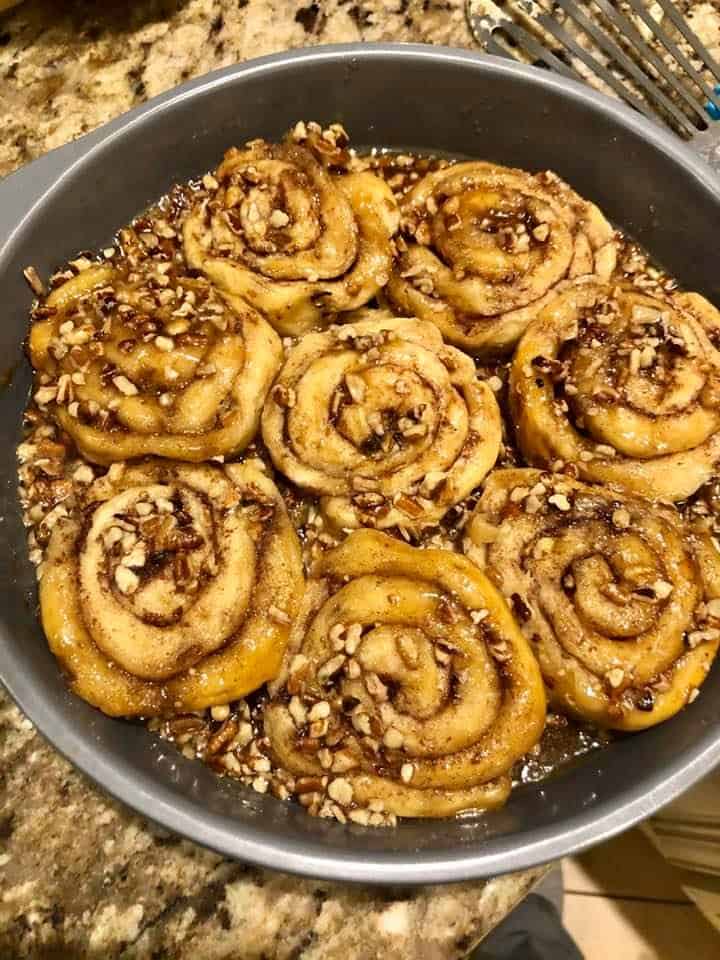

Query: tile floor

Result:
[562,828,720,958]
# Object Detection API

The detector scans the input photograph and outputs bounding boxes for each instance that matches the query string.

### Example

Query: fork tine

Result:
[654,0,720,85]
[552,0,698,137]
[533,11,666,128]
[589,0,710,125]
[624,0,720,112]
[484,34,518,62]
[468,12,581,82]
[501,21,581,82]
[467,12,524,66]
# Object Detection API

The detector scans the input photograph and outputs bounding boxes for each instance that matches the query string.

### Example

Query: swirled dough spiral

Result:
[510,280,720,501]
[384,162,617,355]
[264,529,546,817]
[29,254,281,464]
[261,312,502,532]
[470,468,720,730]
[40,459,304,716]
[183,137,400,335]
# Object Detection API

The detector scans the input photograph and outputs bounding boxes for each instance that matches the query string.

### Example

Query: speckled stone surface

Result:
[0,0,476,178]
[0,691,543,957]
[0,2,549,957]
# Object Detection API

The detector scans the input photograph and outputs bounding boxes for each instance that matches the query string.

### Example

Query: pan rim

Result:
[2,42,720,885]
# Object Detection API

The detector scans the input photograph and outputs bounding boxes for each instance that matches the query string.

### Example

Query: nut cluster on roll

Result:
[261,311,502,533]
[510,280,720,502]
[470,469,720,730]
[264,530,546,818]
[29,230,282,464]
[40,460,304,716]
[384,161,617,356]
[183,124,400,335]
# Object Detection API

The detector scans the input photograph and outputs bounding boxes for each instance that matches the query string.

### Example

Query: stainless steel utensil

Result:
[467,0,720,169]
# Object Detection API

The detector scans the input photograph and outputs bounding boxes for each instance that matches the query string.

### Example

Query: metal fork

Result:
[466,0,720,171]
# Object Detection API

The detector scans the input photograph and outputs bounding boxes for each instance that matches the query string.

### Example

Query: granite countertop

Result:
[0,0,476,178]
[0,692,544,959]
[0,1,546,957]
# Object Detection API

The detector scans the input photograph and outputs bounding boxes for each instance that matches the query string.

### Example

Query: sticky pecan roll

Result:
[510,280,720,501]
[264,530,546,817]
[183,127,399,335]
[384,162,616,356]
[469,469,720,730]
[29,249,281,464]
[261,312,501,532]
[40,460,303,716]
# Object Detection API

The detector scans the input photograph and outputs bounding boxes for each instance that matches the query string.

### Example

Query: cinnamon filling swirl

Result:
[29,229,281,464]
[510,280,720,501]
[183,127,399,335]
[40,460,303,716]
[471,469,720,730]
[385,162,616,356]
[264,530,546,817]
[261,312,501,532]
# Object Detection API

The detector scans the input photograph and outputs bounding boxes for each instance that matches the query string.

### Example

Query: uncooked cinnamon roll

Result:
[183,131,400,335]
[264,530,546,818]
[261,312,502,532]
[510,280,720,501]
[384,162,616,356]
[470,469,720,730]
[40,459,303,716]
[29,253,281,464]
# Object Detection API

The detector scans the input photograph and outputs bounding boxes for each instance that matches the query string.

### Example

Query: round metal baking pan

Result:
[1,44,719,884]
